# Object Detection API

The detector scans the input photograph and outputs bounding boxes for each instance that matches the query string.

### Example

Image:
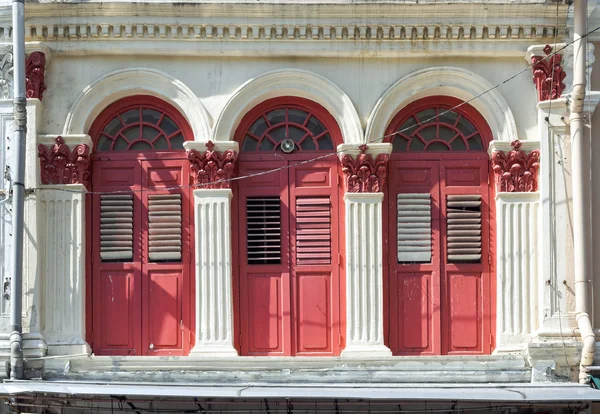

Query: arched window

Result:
[385,96,493,356]
[386,98,488,152]
[234,97,343,357]
[90,96,191,153]
[240,102,335,153]
[87,95,194,357]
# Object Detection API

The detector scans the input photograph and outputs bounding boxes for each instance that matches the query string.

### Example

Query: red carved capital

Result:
[491,140,540,193]
[339,145,390,193]
[26,51,46,101]
[187,141,238,189]
[38,136,91,188]
[531,45,566,102]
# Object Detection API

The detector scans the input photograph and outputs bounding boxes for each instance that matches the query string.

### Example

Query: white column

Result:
[190,188,238,356]
[495,192,539,353]
[341,192,391,358]
[39,184,90,355]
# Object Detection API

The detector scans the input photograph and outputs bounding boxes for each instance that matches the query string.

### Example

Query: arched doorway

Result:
[87,95,194,356]
[234,97,343,356]
[385,96,494,355]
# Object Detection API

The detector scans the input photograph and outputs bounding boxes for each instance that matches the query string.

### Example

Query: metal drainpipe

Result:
[8,0,26,380]
[571,0,596,384]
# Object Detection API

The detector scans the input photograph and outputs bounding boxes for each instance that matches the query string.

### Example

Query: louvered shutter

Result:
[446,194,482,263]
[148,194,182,261]
[247,197,281,265]
[100,194,134,261]
[296,197,331,265]
[397,193,432,263]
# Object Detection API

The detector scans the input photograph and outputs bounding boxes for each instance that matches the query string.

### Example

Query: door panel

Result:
[247,272,285,353]
[388,161,441,355]
[388,158,490,355]
[440,159,490,354]
[446,272,482,352]
[401,272,434,351]
[290,162,339,356]
[296,272,331,353]
[92,158,191,356]
[239,162,290,356]
[96,269,139,355]
[145,268,183,352]
[238,160,340,356]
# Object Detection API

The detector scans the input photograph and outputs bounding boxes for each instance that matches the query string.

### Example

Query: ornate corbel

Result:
[187,140,238,189]
[26,51,46,101]
[339,144,390,193]
[491,140,540,193]
[531,44,566,102]
[38,136,91,188]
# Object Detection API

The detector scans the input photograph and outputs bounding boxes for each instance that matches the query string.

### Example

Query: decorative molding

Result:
[339,144,390,193]
[187,141,238,189]
[491,140,540,193]
[19,22,564,43]
[0,51,12,99]
[531,45,566,102]
[37,136,91,188]
[25,51,46,101]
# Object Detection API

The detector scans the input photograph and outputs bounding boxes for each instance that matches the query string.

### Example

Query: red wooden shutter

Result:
[99,194,134,261]
[148,194,182,262]
[396,193,431,263]
[446,195,482,263]
[295,197,331,265]
[246,197,282,265]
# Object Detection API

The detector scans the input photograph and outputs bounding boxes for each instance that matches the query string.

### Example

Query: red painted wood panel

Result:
[402,273,432,350]
[248,273,284,353]
[296,273,331,353]
[447,272,481,351]
[97,270,139,354]
[145,269,182,352]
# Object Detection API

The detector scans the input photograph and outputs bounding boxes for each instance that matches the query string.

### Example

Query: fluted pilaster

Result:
[341,192,391,357]
[495,192,539,352]
[39,184,90,355]
[190,189,238,356]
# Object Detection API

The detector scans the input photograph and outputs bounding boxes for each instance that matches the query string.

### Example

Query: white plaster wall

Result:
[41,56,538,143]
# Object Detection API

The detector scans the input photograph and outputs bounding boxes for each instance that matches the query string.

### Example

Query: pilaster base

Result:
[190,343,239,357]
[526,340,581,383]
[341,344,392,358]
[46,339,91,356]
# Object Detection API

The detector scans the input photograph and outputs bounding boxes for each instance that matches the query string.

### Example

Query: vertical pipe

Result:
[570,0,595,384]
[8,0,25,380]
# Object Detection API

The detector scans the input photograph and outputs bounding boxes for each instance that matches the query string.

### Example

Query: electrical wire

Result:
[31,23,600,197]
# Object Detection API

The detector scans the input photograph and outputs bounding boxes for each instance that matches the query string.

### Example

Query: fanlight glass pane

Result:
[241,105,333,153]
[390,105,486,152]
[95,104,186,152]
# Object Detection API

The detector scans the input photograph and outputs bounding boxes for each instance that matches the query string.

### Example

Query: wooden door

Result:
[238,159,340,356]
[91,159,192,356]
[388,159,491,355]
